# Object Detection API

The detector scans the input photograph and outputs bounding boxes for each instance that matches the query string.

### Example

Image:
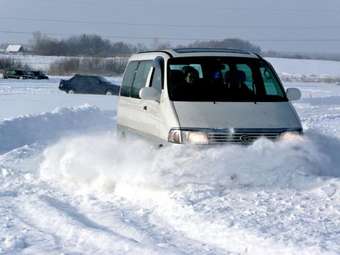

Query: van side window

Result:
[131,61,153,98]
[260,66,285,97]
[235,64,255,92]
[121,61,138,97]
[220,64,230,77]
[151,65,163,91]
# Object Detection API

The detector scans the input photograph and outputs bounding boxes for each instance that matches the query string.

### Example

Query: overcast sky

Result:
[1,0,340,53]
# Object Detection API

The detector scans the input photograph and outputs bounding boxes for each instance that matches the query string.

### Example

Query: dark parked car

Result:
[3,69,48,80]
[3,69,28,79]
[27,71,49,80]
[59,74,120,95]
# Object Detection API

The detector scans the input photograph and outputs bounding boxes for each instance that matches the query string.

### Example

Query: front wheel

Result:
[105,90,113,96]
[68,89,75,94]
[116,127,127,140]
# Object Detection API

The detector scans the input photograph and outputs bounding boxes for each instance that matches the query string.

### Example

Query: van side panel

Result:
[159,94,180,141]
[158,57,181,141]
[117,54,178,142]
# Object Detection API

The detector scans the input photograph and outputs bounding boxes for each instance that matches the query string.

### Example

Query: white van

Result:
[117,48,302,145]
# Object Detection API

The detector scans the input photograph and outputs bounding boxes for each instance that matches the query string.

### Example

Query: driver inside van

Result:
[224,70,254,99]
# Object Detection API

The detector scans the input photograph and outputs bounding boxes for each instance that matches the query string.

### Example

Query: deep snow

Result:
[0,76,121,120]
[1,59,340,254]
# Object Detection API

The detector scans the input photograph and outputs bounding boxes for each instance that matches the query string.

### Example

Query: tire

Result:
[116,126,127,140]
[68,90,75,94]
[105,90,113,96]
[118,130,126,139]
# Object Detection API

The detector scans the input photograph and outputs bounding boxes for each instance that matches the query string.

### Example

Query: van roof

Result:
[135,48,260,59]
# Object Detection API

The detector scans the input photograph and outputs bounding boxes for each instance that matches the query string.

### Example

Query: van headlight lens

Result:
[280,132,304,142]
[185,131,209,144]
[168,129,182,144]
[168,129,209,144]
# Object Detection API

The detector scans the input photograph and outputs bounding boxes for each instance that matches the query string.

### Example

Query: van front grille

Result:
[206,128,301,145]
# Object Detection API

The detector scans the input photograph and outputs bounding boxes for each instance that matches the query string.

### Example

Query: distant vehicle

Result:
[117,48,303,146]
[27,71,49,80]
[3,69,28,79]
[3,69,48,80]
[59,74,120,95]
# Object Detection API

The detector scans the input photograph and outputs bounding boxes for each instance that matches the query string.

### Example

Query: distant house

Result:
[6,44,24,54]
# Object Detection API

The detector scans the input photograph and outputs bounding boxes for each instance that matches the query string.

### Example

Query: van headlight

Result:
[280,132,304,142]
[168,129,209,144]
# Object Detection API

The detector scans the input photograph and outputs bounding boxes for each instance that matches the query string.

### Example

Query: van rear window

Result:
[167,57,287,102]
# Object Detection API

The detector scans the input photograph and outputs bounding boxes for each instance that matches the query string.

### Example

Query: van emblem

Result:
[240,135,252,144]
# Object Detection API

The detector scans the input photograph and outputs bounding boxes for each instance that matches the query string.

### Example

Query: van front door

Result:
[139,65,162,141]
[126,60,153,136]
[118,59,162,142]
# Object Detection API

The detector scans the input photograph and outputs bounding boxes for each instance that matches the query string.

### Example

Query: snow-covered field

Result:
[0,54,64,72]
[267,58,340,83]
[0,53,127,73]
[2,53,340,83]
[1,58,340,254]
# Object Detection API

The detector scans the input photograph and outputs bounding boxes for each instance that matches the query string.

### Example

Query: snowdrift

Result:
[1,108,340,253]
[40,131,340,193]
[38,132,340,254]
[0,105,115,154]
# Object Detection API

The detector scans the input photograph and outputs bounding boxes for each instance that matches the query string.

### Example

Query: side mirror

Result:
[139,87,161,101]
[286,88,301,101]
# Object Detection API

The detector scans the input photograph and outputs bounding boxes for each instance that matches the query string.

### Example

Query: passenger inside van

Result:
[208,63,224,85]
[183,66,200,85]
[223,70,254,99]
[168,59,264,101]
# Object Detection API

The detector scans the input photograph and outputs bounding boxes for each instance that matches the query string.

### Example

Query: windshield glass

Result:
[167,57,287,102]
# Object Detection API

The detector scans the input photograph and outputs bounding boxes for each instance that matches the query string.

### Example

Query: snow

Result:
[0,53,127,72]
[0,54,66,71]
[1,52,340,82]
[267,58,340,83]
[0,105,115,154]
[5,45,23,53]
[0,76,121,120]
[1,58,340,254]
[267,58,340,77]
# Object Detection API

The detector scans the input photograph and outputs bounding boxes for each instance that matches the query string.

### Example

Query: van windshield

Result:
[167,57,287,102]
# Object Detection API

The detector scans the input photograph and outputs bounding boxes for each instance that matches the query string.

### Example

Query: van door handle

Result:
[143,105,147,111]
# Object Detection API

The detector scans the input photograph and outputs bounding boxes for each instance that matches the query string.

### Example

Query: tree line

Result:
[31,32,145,57]
[30,32,261,57]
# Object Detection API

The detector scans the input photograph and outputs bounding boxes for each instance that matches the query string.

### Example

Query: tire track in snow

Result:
[16,195,177,255]
[77,195,233,255]
[39,131,340,254]
[113,183,336,255]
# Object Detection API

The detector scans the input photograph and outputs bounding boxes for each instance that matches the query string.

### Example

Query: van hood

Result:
[173,101,301,129]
